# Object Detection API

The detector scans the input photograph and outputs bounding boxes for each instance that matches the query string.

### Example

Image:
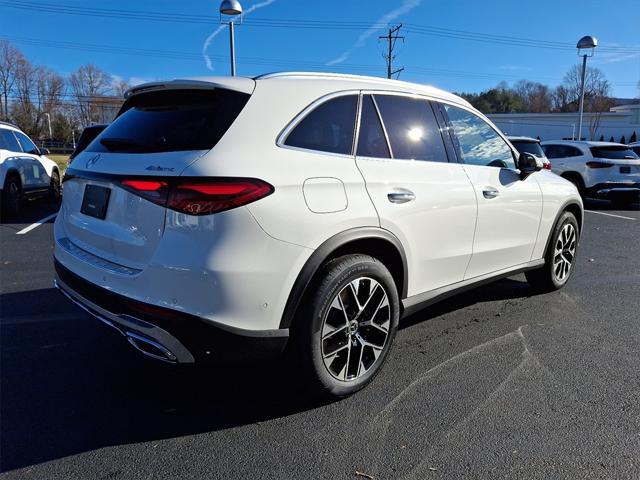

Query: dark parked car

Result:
[69,124,107,163]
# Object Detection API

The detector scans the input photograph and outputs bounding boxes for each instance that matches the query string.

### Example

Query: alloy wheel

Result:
[553,223,577,282]
[321,277,390,382]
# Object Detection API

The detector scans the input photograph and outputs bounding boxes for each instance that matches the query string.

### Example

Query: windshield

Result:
[590,146,639,160]
[511,140,545,158]
[87,89,250,154]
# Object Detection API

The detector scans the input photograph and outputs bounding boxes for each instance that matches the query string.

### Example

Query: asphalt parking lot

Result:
[1,197,639,479]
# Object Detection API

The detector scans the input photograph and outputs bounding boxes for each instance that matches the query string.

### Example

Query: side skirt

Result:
[401,259,544,318]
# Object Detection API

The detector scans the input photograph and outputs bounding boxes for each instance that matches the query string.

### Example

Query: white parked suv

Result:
[541,140,640,206]
[54,73,583,396]
[0,121,61,217]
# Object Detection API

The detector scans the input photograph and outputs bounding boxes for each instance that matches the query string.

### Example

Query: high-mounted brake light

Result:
[586,161,614,169]
[118,178,273,215]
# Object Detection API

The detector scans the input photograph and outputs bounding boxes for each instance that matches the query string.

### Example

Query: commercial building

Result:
[488,103,640,142]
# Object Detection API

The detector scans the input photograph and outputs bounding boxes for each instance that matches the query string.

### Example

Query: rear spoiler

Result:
[124,77,256,99]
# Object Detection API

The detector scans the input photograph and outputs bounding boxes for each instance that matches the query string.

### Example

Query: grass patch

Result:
[49,154,70,172]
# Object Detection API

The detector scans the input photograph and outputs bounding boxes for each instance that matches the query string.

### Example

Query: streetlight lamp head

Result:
[577,35,598,50]
[220,0,242,15]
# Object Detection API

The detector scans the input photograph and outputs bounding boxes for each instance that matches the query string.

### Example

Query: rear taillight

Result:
[586,161,614,169]
[543,162,552,170]
[119,178,273,215]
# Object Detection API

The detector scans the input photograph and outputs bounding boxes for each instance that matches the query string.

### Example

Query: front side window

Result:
[284,95,358,155]
[0,130,21,152]
[356,95,390,159]
[444,104,515,169]
[374,95,447,162]
[14,131,39,154]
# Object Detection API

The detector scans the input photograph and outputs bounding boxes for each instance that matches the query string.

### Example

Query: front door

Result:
[355,93,477,297]
[440,103,542,279]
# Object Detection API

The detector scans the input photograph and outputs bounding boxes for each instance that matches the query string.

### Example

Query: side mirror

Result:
[518,152,541,179]
[40,147,50,155]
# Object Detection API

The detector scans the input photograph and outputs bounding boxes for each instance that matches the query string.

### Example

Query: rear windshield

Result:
[590,146,639,160]
[87,89,250,154]
[511,140,545,158]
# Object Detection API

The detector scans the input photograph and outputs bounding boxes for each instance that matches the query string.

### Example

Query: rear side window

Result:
[374,95,447,162]
[443,104,515,169]
[511,141,545,158]
[88,89,250,154]
[14,131,39,154]
[285,95,358,155]
[590,146,639,160]
[0,130,21,151]
[356,95,390,158]
[543,145,582,159]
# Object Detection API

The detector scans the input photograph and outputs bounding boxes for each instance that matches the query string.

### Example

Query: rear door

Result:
[440,103,542,278]
[355,93,477,296]
[13,131,50,190]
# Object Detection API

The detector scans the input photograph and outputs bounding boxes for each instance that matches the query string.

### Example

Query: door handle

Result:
[482,187,500,199]
[387,189,416,204]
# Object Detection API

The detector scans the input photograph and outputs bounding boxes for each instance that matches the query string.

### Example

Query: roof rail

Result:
[0,120,19,129]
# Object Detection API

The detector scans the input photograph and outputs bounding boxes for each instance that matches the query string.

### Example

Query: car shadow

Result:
[1,277,537,472]
[0,197,60,226]
[583,198,639,211]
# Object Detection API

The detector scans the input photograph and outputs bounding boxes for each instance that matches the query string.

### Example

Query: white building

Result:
[488,103,640,143]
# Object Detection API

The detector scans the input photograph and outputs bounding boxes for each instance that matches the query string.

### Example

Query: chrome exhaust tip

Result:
[126,331,178,363]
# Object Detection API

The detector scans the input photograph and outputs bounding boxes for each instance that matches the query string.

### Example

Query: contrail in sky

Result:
[327,0,422,66]
[202,0,278,71]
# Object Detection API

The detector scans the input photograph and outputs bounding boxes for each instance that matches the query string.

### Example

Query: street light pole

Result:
[229,21,236,76]
[44,112,52,139]
[576,35,597,141]
[220,0,243,77]
[577,54,588,141]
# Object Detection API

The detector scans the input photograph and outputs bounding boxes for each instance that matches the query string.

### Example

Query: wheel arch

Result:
[279,227,408,330]
[2,167,22,187]
[541,200,583,259]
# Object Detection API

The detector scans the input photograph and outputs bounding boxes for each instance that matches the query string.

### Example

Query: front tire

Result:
[526,211,579,292]
[49,170,61,202]
[289,254,400,398]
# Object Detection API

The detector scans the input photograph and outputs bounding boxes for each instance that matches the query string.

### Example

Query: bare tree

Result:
[514,80,552,112]
[68,64,111,126]
[0,40,25,120]
[112,78,130,98]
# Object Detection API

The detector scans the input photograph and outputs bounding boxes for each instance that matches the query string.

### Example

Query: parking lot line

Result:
[585,210,636,221]
[16,213,58,235]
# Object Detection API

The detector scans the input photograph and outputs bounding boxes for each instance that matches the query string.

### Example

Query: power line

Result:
[1,35,636,88]
[0,1,638,54]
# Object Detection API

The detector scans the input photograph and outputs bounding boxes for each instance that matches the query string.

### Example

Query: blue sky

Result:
[1,0,639,97]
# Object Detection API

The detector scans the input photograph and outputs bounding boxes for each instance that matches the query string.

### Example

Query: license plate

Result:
[81,184,111,219]
[620,166,631,174]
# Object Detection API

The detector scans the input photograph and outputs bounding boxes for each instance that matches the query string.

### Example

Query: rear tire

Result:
[288,254,400,398]
[49,170,61,202]
[526,211,579,293]
[1,174,22,219]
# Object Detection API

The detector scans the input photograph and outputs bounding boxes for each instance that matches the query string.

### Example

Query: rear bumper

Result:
[587,182,640,199]
[54,260,289,364]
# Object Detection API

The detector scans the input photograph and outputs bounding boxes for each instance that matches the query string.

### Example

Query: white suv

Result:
[541,140,640,206]
[0,121,61,217]
[54,73,583,396]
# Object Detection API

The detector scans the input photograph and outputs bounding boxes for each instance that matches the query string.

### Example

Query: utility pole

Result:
[379,24,404,79]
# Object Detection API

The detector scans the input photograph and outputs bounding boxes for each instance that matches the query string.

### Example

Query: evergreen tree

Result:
[630,131,637,143]
[609,136,615,142]
[620,136,626,144]
[599,135,604,141]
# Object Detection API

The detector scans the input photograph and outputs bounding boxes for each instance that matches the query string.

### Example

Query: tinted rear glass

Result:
[511,141,545,158]
[590,146,639,160]
[88,89,250,154]
[284,95,358,155]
